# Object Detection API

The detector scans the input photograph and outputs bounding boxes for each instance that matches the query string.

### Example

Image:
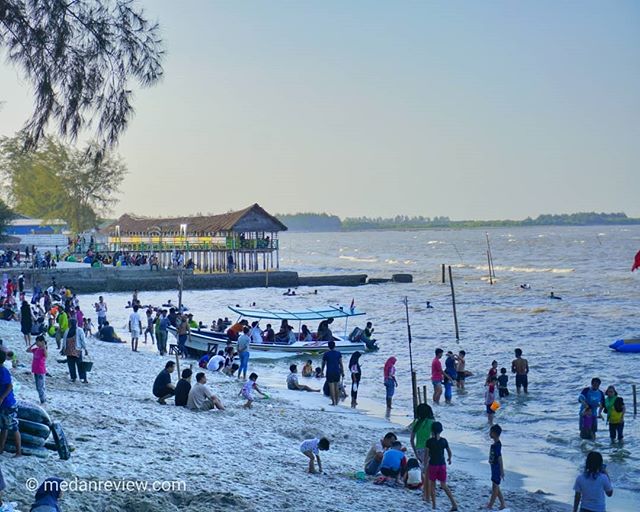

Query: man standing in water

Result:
[321,340,344,406]
[431,348,445,404]
[579,378,605,439]
[511,348,529,394]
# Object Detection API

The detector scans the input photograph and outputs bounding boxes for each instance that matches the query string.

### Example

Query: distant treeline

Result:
[275,213,342,232]
[277,212,640,232]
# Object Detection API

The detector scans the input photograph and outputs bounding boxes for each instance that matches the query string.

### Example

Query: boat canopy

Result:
[228,306,366,321]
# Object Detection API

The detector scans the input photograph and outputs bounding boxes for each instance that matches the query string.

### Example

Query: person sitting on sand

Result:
[98,321,121,343]
[187,372,225,411]
[300,437,330,474]
[364,432,398,475]
[240,372,266,408]
[152,361,176,404]
[301,360,314,377]
[287,364,320,392]
[379,440,407,482]
[174,369,192,407]
[314,367,324,379]
[404,458,423,490]
[207,351,225,372]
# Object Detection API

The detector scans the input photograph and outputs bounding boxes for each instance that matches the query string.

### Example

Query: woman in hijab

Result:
[348,351,362,408]
[61,318,89,383]
[21,300,33,346]
[30,477,64,512]
[383,357,398,415]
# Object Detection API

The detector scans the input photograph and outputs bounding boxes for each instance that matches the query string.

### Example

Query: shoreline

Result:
[0,318,567,512]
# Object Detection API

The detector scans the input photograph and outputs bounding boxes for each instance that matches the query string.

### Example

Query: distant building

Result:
[103,203,287,272]
[2,215,68,248]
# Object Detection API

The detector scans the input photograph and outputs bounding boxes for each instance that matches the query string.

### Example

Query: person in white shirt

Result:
[187,372,225,411]
[249,321,263,344]
[96,296,108,329]
[207,351,225,372]
[128,305,143,352]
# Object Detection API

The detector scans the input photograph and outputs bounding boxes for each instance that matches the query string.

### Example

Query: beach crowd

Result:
[0,275,628,511]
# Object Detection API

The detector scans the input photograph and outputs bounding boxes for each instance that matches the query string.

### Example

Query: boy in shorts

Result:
[488,424,506,510]
[424,422,458,510]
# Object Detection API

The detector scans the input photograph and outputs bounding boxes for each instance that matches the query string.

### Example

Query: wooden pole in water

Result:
[441,264,446,284]
[487,251,493,285]
[404,297,418,417]
[448,266,460,341]
[423,385,428,405]
[633,384,637,417]
[486,232,496,278]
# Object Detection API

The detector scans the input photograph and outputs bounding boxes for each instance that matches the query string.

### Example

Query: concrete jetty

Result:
[0,267,395,294]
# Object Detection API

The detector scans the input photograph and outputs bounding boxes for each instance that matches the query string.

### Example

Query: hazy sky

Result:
[1,1,639,220]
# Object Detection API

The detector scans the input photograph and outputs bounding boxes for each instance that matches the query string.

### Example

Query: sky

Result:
[1,1,639,220]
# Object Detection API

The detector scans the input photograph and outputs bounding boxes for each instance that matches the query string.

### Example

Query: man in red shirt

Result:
[431,348,445,404]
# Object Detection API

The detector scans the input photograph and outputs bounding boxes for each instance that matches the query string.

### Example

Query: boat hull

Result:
[609,339,640,353]
[169,326,366,359]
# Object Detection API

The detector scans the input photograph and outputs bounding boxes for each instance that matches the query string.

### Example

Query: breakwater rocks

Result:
[1,267,410,293]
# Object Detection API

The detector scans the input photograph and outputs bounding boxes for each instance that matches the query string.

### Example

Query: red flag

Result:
[632,250,640,272]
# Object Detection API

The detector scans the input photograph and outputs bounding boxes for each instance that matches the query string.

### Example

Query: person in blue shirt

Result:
[0,351,21,456]
[579,378,605,439]
[379,440,407,482]
[321,341,344,406]
[573,451,613,512]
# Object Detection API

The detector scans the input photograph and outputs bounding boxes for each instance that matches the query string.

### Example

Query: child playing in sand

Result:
[27,335,47,404]
[424,421,457,511]
[487,424,506,510]
[240,372,266,408]
[83,317,93,336]
[404,458,423,490]
[497,368,509,398]
[300,437,330,474]
[580,405,595,440]
[302,360,314,377]
[314,367,324,378]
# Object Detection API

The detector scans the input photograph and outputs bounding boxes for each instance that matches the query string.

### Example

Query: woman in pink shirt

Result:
[27,335,48,404]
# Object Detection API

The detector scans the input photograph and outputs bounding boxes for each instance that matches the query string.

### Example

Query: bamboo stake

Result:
[448,266,459,341]
[633,384,637,417]
[487,251,493,285]
[423,385,428,405]
[441,264,446,284]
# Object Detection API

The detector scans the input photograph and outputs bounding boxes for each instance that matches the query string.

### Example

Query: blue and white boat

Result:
[170,305,368,359]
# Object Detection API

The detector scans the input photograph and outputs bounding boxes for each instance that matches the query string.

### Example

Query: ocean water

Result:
[94,225,640,510]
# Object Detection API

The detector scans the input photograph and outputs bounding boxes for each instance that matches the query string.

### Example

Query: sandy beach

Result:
[0,317,570,512]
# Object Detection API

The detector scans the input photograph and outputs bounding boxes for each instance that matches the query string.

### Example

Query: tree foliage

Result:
[0,133,127,232]
[0,198,15,241]
[0,0,163,149]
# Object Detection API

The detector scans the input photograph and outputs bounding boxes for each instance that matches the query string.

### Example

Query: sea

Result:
[95,225,640,510]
